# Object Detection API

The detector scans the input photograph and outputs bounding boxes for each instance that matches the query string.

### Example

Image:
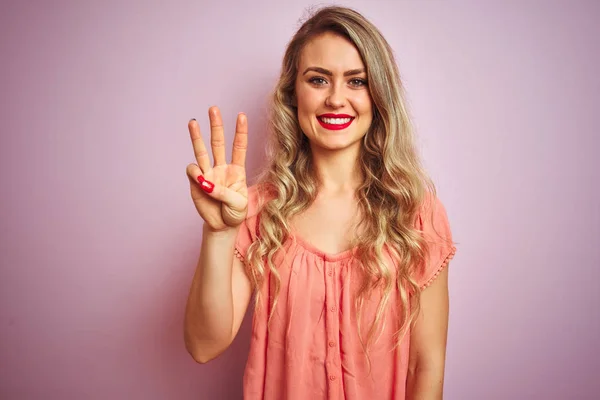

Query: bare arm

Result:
[406,266,450,399]
[183,107,252,363]
[184,225,252,363]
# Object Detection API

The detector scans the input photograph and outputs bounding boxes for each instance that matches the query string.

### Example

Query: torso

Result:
[240,184,455,400]
[290,190,361,255]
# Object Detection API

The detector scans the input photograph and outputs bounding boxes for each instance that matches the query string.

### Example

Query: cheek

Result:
[357,95,373,115]
[296,91,319,115]
[294,88,315,134]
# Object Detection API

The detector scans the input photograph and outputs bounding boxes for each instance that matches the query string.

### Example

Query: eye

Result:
[308,76,327,86]
[349,78,367,87]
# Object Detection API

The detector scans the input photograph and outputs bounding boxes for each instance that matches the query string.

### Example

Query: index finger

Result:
[188,118,211,173]
[231,113,248,167]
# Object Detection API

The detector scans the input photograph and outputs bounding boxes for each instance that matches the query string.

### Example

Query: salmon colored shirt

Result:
[234,185,456,400]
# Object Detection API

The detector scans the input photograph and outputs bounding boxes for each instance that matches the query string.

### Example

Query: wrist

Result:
[202,223,239,238]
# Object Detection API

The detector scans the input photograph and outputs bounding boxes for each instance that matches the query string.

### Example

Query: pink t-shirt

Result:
[234,185,456,400]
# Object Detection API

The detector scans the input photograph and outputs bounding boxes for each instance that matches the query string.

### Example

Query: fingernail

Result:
[190,118,196,122]
[199,177,214,193]
[197,175,204,183]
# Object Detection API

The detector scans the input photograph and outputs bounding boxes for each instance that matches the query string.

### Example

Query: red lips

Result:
[317,114,355,131]
[318,113,354,119]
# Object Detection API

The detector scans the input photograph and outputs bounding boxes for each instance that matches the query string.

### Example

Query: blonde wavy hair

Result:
[245,5,436,348]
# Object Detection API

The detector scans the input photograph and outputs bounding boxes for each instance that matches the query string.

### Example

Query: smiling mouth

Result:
[317,116,355,130]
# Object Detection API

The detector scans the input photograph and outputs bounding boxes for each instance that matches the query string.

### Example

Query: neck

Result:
[310,143,363,194]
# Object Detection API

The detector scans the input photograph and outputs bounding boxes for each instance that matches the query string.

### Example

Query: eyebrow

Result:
[302,67,365,76]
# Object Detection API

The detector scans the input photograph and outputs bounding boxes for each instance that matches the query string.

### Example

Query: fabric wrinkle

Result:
[235,185,457,400]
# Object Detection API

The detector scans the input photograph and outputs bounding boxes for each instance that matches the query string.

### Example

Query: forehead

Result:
[298,32,365,71]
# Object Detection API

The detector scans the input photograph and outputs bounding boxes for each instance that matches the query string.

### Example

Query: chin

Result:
[312,136,362,152]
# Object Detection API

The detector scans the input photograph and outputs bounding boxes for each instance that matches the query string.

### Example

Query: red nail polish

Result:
[199,178,214,193]
[197,175,204,183]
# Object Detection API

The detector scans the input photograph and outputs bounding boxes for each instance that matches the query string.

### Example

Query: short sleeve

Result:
[414,194,457,289]
[233,185,263,264]
[234,219,255,264]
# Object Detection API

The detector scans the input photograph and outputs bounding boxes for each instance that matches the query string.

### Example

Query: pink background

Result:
[1,1,599,399]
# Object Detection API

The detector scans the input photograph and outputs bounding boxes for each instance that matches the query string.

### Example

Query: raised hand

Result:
[186,106,248,232]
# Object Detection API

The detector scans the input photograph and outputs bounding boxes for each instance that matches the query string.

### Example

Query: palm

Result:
[186,107,249,231]
[189,164,247,230]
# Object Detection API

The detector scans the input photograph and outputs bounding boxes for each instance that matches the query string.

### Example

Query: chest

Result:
[290,194,361,255]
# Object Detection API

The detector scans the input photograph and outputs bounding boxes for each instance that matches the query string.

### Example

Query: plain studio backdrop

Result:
[1,1,598,399]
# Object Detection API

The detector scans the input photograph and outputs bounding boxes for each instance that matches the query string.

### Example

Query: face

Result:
[294,32,373,153]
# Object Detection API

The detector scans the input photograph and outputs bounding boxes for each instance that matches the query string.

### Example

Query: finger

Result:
[228,179,247,194]
[185,163,203,186]
[188,119,211,173]
[231,113,248,167]
[197,176,247,211]
[209,106,226,167]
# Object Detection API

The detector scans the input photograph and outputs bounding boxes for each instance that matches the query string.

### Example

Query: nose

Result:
[325,84,346,108]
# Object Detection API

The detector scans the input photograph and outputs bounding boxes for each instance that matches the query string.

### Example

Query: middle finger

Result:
[209,106,227,167]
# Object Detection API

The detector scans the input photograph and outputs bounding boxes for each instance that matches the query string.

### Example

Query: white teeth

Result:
[321,117,352,125]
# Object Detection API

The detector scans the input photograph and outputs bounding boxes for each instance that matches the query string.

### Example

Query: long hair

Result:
[245,5,435,349]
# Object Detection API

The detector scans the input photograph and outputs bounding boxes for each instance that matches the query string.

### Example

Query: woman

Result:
[184,6,456,400]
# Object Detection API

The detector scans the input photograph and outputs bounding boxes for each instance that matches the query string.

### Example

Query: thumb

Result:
[197,176,247,211]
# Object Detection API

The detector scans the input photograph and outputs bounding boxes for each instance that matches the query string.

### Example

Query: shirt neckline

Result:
[289,229,358,262]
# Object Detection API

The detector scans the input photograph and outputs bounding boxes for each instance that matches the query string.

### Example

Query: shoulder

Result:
[246,183,276,219]
[413,191,457,288]
[415,191,453,244]
[238,183,277,245]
